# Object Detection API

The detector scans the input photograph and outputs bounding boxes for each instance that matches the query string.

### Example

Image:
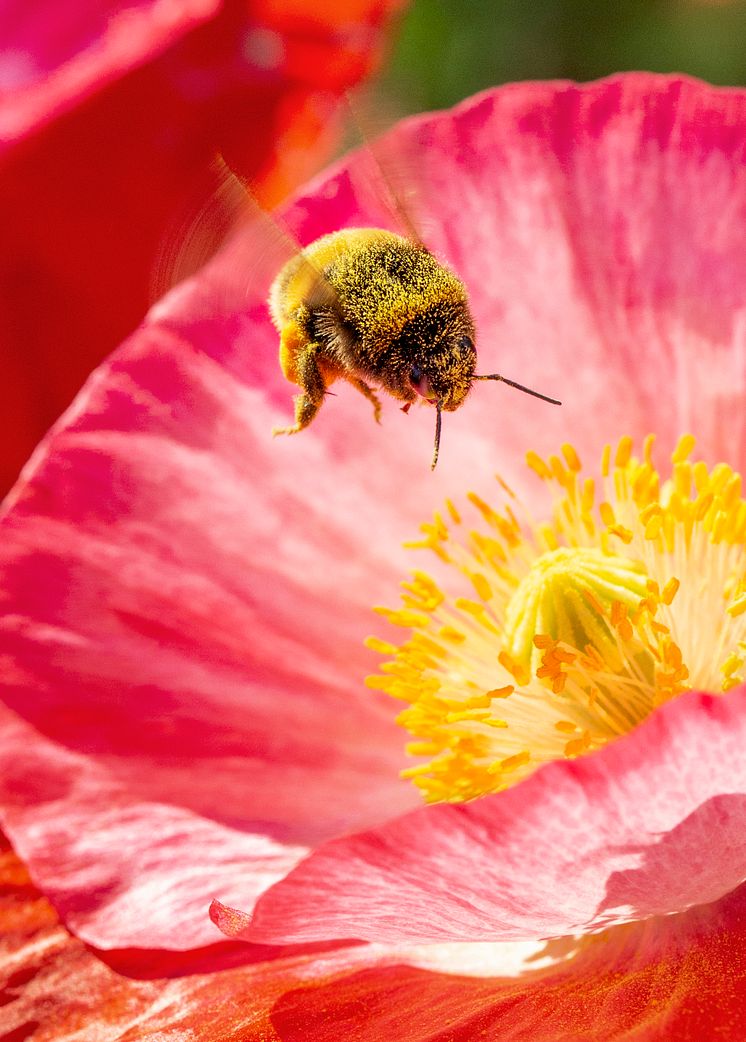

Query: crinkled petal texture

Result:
[1,75,746,956]
[4,830,746,1041]
[243,688,746,944]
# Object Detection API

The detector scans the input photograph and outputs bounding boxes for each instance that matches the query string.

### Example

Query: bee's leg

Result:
[273,343,327,436]
[349,377,382,425]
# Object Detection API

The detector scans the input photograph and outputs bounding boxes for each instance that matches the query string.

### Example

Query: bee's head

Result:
[395,302,477,411]
[408,331,477,411]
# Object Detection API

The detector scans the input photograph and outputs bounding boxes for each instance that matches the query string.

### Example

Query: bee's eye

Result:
[409,364,423,386]
[457,335,473,353]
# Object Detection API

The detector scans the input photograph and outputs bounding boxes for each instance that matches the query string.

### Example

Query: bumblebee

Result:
[269,228,559,468]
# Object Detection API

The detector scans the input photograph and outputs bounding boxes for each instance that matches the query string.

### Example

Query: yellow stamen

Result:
[368,435,746,803]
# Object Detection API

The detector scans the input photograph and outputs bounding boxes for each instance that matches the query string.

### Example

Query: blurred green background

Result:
[378,0,746,116]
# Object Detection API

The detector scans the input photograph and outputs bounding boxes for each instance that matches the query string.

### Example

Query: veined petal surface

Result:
[0,75,745,954]
[246,688,746,944]
[4,830,746,1041]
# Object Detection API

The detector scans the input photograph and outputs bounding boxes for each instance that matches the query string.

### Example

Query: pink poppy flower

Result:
[0,0,406,496]
[2,73,746,1038]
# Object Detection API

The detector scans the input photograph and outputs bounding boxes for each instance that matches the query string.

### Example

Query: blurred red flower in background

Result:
[0,0,405,496]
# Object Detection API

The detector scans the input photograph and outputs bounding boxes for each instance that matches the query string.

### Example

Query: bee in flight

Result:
[269,227,560,469]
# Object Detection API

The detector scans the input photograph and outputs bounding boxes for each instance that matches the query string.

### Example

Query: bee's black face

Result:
[416,332,477,411]
[383,300,477,408]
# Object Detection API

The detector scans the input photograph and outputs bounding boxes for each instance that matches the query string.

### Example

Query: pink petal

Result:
[0,0,218,147]
[0,321,420,949]
[0,829,371,1038]
[246,687,746,944]
[1,74,745,955]
[267,883,746,1042]
[0,290,426,951]
[6,825,746,1041]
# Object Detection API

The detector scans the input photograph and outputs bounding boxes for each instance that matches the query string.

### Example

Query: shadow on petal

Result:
[269,882,746,1042]
[596,793,746,927]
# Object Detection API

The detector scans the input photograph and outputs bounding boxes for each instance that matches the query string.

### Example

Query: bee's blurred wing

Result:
[340,88,438,250]
[150,157,335,310]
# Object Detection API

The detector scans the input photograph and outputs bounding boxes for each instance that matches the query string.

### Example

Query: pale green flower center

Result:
[503,546,647,673]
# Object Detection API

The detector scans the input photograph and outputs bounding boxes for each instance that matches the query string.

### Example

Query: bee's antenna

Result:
[432,402,443,470]
[474,373,561,406]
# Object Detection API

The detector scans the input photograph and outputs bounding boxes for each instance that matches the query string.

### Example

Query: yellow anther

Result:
[610,601,632,641]
[632,464,655,500]
[374,607,431,628]
[664,642,683,669]
[721,652,743,678]
[463,693,494,709]
[661,577,680,605]
[671,433,696,464]
[368,435,746,804]
[439,625,467,643]
[601,443,611,477]
[405,742,441,757]
[599,502,616,527]
[467,492,499,527]
[694,492,714,521]
[364,675,392,692]
[724,474,743,510]
[615,436,633,468]
[562,443,582,472]
[723,675,744,692]
[643,434,656,465]
[485,685,515,699]
[608,524,633,544]
[470,572,493,601]
[645,514,664,539]
[433,512,449,540]
[499,751,531,773]
[538,524,559,551]
[581,478,595,513]
[564,732,592,757]
[365,636,398,655]
[526,450,551,480]
[446,708,491,722]
[400,762,440,778]
[549,454,567,485]
[673,461,692,498]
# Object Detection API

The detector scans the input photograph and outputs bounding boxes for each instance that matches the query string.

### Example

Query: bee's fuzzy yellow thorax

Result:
[271,229,468,340]
[366,435,746,804]
[324,231,469,340]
